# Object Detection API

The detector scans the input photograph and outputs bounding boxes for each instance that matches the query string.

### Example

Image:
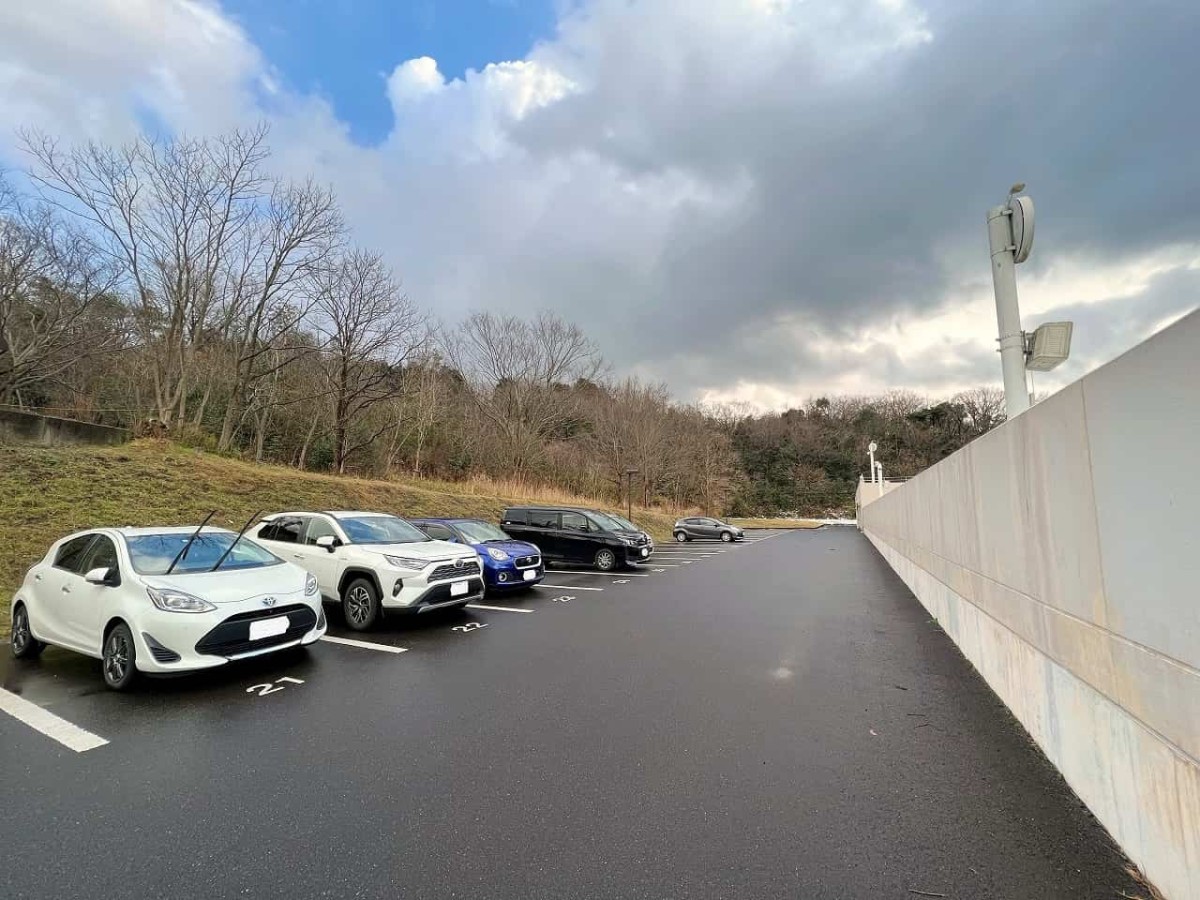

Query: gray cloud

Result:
[2,0,1198,407]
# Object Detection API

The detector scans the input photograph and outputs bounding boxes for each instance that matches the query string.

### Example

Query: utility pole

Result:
[986,184,1036,418]
[625,468,639,522]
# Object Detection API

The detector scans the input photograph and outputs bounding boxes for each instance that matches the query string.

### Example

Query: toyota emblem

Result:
[262,597,277,607]
[454,558,464,568]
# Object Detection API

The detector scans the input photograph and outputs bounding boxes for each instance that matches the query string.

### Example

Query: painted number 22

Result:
[246,675,304,697]
[451,622,488,633]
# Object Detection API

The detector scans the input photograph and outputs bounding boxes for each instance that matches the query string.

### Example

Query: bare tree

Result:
[0,184,125,403]
[314,250,427,473]
[214,177,343,450]
[22,126,271,426]
[444,311,605,472]
[954,385,1006,437]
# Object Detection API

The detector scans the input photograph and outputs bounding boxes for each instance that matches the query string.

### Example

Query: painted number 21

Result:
[246,675,304,697]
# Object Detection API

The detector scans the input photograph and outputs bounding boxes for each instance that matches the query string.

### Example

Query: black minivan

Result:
[500,506,654,571]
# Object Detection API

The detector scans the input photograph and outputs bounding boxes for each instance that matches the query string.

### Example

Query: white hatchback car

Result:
[254,511,484,630]
[9,526,326,690]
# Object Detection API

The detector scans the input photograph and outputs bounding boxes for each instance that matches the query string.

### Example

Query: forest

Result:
[0,127,1004,517]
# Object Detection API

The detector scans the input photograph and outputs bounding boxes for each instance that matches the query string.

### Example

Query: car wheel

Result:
[674,531,688,543]
[102,622,138,691]
[342,577,382,631]
[720,530,734,542]
[11,604,45,659]
[594,548,618,571]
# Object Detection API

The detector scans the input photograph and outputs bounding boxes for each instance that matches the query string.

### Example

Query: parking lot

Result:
[0,528,1139,899]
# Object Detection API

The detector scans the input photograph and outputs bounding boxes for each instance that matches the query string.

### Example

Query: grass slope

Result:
[0,441,685,630]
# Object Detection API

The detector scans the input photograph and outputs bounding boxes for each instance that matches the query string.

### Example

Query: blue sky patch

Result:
[222,0,559,144]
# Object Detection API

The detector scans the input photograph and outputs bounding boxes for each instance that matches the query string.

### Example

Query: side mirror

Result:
[315,535,340,552]
[84,567,116,586]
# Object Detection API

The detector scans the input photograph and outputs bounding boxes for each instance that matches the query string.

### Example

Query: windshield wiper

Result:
[210,510,262,573]
[166,510,217,575]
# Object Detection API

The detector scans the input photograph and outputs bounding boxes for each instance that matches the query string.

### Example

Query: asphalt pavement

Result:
[0,529,1141,899]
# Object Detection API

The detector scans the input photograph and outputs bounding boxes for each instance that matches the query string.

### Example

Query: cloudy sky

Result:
[1,0,1197,409]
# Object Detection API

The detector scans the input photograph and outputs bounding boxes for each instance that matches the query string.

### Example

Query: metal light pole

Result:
[625,468,639,522]
[986,184,1036,418]
[875,461,884,498]
[868,441,878,484]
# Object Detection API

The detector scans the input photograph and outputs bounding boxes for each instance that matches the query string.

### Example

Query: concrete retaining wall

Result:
[0,408,129,447]
[859,308,1200,899]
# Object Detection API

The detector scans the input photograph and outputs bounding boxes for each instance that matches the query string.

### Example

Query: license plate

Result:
[249,615,289,641]
[523,569,537,581]
[450,580,469,597]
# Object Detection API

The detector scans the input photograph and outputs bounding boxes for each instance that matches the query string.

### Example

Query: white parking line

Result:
[0,687,108,753]
[549,570,651,578]
[320,635,408,654]
[466,603,533,613]
[534,583,605,592]
[646,556,708,561]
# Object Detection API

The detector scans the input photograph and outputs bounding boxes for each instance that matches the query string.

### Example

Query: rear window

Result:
[502,509,528,525]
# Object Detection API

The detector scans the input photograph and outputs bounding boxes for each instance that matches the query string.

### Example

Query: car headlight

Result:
[147,586,216,614]
[621,537,637,546]
[486,547,509,561]
[305,573,319,596]
[385,555,427,571]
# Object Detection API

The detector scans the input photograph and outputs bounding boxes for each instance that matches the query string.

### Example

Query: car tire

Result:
[594,548,618,571]
[674,531,688,543]
[102,622,138,691]
[11,604,45,659]
[342,577,382,631]
[720,531,734,542]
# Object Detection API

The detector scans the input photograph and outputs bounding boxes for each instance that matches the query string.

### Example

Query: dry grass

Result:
[0,440,685,632]
[728,517,824,530]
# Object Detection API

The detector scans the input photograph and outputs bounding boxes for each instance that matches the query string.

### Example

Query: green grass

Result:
[0,440,686,633]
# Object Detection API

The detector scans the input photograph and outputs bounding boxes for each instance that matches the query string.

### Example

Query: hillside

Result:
[0,440,692,628]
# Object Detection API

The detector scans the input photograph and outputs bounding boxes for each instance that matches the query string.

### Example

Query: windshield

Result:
[609,514,639,531]
[455,521,512,543]
[126,533,281,575]
[336,515,429,545]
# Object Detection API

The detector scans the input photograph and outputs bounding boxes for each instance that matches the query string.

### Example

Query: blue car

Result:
[408,518,544,591]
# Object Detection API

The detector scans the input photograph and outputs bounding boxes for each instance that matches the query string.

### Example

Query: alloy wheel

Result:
[103,630,130,684]
[596,549,616,571]
[12,607,30,654]
[346,585,371,627]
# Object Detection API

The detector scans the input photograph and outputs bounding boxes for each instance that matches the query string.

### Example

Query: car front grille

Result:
[514,555,540,568]
[195,604,316,658]
[429,559,481,581]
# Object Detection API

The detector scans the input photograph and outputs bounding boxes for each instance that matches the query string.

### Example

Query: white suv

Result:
[254,511,483,630]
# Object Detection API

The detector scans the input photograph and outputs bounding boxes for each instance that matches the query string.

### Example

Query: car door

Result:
[558,512,595,564]
[524,509,562,560]
[34,533,97,647]
[700,518,721,539]
[297,515,343,598]
[62,535,122,653]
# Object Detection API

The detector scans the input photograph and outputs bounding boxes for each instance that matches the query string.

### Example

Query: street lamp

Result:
[868,441,878,484]
[986,183,1072,418]
[624,468,639,522]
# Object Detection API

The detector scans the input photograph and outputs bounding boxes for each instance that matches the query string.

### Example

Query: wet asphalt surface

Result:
[0,529,1141,899]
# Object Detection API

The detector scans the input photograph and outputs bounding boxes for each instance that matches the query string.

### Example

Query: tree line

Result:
[0,126,1003,516]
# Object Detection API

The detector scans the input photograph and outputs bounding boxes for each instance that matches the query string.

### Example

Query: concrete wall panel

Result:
[860,308,1200,899]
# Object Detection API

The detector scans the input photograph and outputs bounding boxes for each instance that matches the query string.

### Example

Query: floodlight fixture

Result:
[1025,321,1074,372]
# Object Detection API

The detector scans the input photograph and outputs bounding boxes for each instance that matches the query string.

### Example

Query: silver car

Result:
[672,517,745,543]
